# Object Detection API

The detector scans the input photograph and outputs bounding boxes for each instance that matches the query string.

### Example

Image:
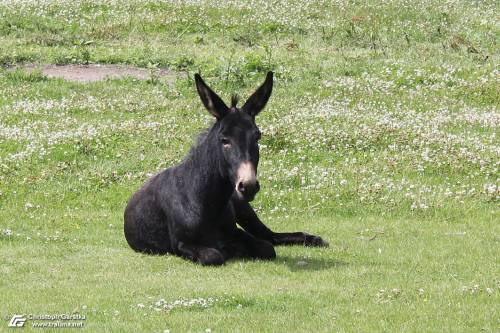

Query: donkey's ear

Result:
[195,74,229,119]
[241,71,273,117]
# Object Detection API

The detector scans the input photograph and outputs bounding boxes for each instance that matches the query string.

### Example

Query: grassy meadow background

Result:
[0,0,498,332]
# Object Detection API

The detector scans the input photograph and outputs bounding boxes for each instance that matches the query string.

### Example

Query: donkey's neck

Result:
[180,128,233,213]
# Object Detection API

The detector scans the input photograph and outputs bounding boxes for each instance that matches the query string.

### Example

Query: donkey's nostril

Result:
[237,181,259,201]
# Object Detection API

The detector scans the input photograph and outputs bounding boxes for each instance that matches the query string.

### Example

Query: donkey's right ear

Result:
[195,74,229,119]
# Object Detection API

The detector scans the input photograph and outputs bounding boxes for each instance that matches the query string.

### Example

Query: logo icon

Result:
[8,315,26,327]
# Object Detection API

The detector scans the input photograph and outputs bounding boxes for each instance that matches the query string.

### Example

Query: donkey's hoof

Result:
[253,239,276,260]
[304,234,329,247]
[198,248,225,266]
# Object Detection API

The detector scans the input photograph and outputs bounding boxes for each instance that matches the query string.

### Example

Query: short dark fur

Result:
[124,72,328,265]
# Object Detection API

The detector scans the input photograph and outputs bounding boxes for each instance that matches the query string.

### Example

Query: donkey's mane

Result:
[230,94,239,108]
[182,121,219,162]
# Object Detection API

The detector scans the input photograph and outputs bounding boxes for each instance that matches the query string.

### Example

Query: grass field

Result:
[1,0,499,332]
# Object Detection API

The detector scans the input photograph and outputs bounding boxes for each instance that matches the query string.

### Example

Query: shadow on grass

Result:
[276,255,348,272]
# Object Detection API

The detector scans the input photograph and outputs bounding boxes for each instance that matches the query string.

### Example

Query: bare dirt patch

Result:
[14,64,181,83]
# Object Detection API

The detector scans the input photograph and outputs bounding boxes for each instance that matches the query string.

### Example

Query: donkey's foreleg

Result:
[270,232,328,247]
[177,241,225,266]
[232,198,329,247]
[231,196,275,241]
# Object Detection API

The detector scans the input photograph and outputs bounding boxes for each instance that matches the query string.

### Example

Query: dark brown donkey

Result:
[124,72,328,265]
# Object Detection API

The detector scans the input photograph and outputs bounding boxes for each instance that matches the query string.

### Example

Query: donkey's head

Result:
[194,71,273,201]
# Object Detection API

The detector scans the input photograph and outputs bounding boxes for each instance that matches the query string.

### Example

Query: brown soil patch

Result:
[14,64,181,83]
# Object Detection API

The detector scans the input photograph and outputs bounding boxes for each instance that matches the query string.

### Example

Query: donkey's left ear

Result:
[241,71,273,117]
[195,73,229,119]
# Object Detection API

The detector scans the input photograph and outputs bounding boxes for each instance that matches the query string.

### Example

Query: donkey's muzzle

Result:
[237,180,260,201]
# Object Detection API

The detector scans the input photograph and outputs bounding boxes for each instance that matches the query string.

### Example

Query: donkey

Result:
[124,71,328,265]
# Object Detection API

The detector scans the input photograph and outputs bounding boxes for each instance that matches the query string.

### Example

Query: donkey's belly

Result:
[124,189,172,254]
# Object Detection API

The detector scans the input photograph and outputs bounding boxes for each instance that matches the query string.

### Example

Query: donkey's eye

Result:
[221,137,231,147]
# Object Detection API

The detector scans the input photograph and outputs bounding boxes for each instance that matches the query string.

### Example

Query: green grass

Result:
[1,0,499,332]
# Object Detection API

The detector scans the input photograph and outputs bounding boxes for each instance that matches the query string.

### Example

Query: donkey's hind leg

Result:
[226,228,276,260]
[124,192,172,254]
[177,242,225,266]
